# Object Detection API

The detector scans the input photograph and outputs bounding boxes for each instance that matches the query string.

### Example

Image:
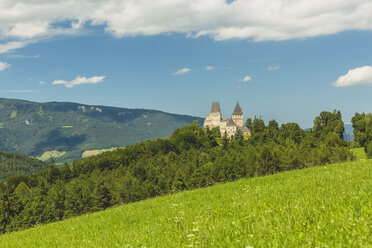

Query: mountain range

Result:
[0,97,202,163]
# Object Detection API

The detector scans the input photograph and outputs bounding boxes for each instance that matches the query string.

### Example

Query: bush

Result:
[366,141,372,159]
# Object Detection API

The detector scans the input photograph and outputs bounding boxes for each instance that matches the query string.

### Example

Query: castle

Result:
[204,101,251,138]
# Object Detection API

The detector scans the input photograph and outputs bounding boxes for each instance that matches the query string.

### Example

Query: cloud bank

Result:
[333,66,372,87]
[52,75,106,88]
[1,0,372,53]
[0,61,10,71]
[172,68,190,75]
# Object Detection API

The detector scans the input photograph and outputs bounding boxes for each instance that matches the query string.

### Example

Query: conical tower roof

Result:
[232,102,243,115]
[227,118,237,127]
[210,101,221,113]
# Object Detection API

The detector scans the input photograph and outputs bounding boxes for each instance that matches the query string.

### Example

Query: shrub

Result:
[366,141,372,159]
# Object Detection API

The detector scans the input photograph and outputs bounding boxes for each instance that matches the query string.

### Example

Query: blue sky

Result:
[0,0,372,128]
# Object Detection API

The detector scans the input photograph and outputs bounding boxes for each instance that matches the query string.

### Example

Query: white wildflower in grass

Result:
[192,229,199,232]
[187,234,195,237]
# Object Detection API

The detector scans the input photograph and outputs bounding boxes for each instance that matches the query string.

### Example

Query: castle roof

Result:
[227,118,237,127]
[239,126,250,132]
[210,101,221,113]
[232,102,243,115]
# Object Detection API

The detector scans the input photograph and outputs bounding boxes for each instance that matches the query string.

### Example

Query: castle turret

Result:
[232,101,243,127]
[204,101,222,129]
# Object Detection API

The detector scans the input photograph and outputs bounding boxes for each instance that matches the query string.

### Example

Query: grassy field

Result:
[1,160,371,247]
[36,150,67,161]
[352,147,368,160]
[81,147,117,158]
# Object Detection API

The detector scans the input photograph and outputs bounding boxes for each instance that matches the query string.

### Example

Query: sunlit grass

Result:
[10,110,17,119]
[1,160,371,247]
[352,147,367,160]
[81,148,117,158]
[36,150,66,161]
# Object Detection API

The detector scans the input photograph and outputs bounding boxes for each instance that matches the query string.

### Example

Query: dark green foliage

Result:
[313,110,345,140]
[279,123,305,144]
[366,141,372,159]
[245,118,252,129]
[268,119,279,130]
[233,128,244,141]
[249,116,266,143]
[0,110,352,235]
[352,112,372,156]
[251,116,265,134]
[0,97,202,163]
[0,151,47,180]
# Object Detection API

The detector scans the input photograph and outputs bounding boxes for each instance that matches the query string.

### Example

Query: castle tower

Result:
[204,101,222,129]
[232,101,243,127]
[225,118,238,138]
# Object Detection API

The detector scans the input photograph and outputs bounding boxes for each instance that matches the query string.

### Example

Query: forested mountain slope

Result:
[0,151,47,180]
[0,97,202,163]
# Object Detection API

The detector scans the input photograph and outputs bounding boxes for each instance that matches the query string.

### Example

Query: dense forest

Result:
[0,110,358,234]
[0,151,47,180]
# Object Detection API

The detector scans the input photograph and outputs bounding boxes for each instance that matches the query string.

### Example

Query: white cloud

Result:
[8,21,49,39]
[39,81,45,85]
[0,61,10,71]
[0,41,29,54]
[240,76,252,82]
[333,66,372,87]
[52,75,106,88]
[267,65,280,71]
[1,0,372,53]
[172,68,190,75]
[206,66,215,71]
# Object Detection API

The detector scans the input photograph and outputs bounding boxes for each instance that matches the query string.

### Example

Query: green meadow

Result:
[352,147,368,160]
[1,160,371,247]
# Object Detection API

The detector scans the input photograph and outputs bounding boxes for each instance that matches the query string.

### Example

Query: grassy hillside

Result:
[0,151,47,180]
[1,160,370,247]
[0,97,202,163]
[352,147,367,160]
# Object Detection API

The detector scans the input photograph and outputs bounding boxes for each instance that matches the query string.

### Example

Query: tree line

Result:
[0,110,355,234]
